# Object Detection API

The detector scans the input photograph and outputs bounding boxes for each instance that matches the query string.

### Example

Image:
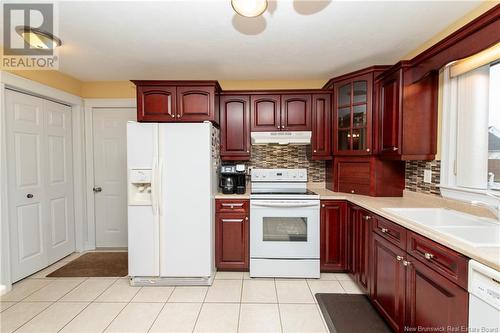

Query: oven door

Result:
[250,199,320,259]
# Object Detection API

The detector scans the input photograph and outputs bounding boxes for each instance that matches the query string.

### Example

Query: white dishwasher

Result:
[468,260,500,330]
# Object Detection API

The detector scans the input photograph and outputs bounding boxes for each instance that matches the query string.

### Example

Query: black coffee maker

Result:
[219,164,246,194]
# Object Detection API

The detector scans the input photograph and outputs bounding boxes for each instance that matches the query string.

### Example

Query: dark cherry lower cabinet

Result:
[371,233,407,332]
[351,207,372,292]
[405,255,468,331]
[320,201,347,272]
[215,199,249,271]
[220,95,251,161]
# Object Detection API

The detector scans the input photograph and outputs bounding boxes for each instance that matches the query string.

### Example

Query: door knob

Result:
[26,193,34,198]
[93,187,102,193]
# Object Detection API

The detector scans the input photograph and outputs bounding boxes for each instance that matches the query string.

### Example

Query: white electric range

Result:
[250,168,320,278]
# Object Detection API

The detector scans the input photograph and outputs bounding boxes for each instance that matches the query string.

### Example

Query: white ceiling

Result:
[52,0,481,81]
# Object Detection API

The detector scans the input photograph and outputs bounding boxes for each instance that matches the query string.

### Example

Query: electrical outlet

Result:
[424,169,432,183]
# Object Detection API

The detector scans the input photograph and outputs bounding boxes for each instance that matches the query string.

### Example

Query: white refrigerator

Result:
[127,121,219,286]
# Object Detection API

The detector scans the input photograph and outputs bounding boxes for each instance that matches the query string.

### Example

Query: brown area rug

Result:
[315,293,392,333]
[47,252,128,277]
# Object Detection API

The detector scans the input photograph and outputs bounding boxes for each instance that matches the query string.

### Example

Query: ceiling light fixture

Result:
[15,26,62,49]
[231,0,268,18]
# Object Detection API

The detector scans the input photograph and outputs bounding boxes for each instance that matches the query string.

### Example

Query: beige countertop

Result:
[215,185,500,271]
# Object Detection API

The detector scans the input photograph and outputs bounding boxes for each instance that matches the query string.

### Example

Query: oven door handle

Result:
[251,202,319,208]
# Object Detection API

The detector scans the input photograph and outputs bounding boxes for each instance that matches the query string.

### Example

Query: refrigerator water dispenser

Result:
[128,169,153,205]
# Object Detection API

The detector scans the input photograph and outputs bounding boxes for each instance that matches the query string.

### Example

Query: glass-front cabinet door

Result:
[334,73,373,155]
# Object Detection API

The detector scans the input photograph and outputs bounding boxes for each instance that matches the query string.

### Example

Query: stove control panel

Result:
[251,168,307,182]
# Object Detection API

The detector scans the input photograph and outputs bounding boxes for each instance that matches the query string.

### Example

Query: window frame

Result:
[439,65,500,205]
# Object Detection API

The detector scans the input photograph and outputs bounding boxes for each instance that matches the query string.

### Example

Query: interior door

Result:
[93,108,136,248]
[44,99,75,264]
[6,90,48,281]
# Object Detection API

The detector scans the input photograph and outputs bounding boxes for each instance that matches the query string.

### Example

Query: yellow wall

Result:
[81,81,135,98]
[219,80,328,90]
[7,70,82,96]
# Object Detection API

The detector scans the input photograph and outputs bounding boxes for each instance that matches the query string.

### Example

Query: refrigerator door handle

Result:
[151,159,158,216]
[158,158,164,216]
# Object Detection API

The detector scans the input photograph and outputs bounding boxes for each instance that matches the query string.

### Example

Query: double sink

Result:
[383,208,500,248]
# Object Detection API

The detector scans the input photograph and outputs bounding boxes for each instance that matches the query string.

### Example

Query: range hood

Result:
[251,131,312,145]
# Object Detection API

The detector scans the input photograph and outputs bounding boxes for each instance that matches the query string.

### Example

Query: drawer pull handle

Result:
[380,228,388,233]
[221,203,244,208]
[351,190,355,193]
[403,260,411,266]
[424,252,434,260]
[396,255,403,261]
[222,219,243,223]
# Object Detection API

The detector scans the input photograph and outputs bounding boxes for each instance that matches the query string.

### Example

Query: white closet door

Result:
[93,108,136,248]
[44,99,75,264]
[6,90,75,282]
[6,90,48,282]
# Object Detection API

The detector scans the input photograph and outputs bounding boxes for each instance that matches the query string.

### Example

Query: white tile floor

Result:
[0,253,364,332]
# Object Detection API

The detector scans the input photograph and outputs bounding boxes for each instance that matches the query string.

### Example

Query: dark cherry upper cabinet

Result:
[371,233,407,332]
[377,62,438,160]
[405,255,468,332]
[215,199,249,271]
[176,86,216,122]
[325,66,388,156]
[311,94,332,160]
[320,201,347,272]
[132,81,220,124]
[251,95,281,131]
[136,85,176,122]
[281,94,311,131]
[220,95,251,161]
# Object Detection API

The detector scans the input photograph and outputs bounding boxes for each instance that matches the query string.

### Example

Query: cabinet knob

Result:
[276,126,280,129]
[246,150,249,153]
[351,190,355,194]
[424,252,434,260]
[281,125,285,129]
[321,204,325,208]
[366,148,370,152]
[26,193,34,198]
[403,260,411,266]
[171,114,175,118]
[396,255,404,261]
[176,114,181,118]
[364,216,372,221]
[392,147,398,151]
[314,150,317,153]
[245,217,249,221]
[380,227,388,233]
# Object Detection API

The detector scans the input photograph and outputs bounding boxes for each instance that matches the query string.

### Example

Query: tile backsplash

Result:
[247,145,326,182]
[405,160,441,195]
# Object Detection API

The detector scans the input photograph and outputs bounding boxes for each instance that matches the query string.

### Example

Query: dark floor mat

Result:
[47,252,128,277]
[315,293,392,333]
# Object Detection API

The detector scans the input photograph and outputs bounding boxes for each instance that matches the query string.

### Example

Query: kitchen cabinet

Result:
[324,66,388,156]
[377,62,438,160]
[328,156,405,197]
[351,207,372,292]
[371,233,406,332]
[367,215,469,332]
[311,93,332,160]
[215,199,249,271]
[132,81,220,124]
[281,94,311,131]
[250,93,313,132]
[405,255,468,331]
[220,95,251,161]
[250,94,281,131]
[320,201,347,272]
[136,85,176,122]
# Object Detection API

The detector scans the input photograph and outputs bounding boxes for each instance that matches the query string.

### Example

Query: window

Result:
[440,43,500,203]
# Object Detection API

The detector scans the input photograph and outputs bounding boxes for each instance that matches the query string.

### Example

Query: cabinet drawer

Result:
[216,199,249,213]
[372,216,406,250]
[407,231,468,289]
[338,182,370,196]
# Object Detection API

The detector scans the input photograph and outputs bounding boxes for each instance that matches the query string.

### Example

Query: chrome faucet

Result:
[471,192,500,221]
